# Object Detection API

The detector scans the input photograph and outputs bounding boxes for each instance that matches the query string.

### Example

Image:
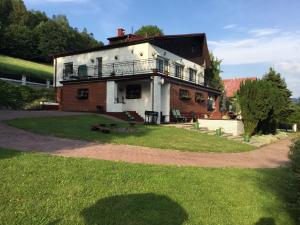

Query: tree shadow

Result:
[247,169,298,224]
[80,193,188,225]
[254,217,276,225]
[0,148,21,159]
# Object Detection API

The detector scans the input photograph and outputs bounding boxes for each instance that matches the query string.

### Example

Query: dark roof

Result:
[53,33,211,67]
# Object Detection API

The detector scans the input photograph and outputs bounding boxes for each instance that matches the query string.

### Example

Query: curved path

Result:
[0,110,292,168]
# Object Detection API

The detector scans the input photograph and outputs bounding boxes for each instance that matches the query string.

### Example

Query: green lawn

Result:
[0,148,297,225]
[0,54,52,80]
[6,114,255,152]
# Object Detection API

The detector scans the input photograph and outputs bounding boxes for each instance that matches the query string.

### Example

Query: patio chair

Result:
[171,109,186,123]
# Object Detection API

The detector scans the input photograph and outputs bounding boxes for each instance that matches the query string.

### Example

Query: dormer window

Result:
[189,68,197,82]
[175,64,184,79]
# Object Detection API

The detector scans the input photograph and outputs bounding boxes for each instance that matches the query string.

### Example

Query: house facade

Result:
[54,29,222,123]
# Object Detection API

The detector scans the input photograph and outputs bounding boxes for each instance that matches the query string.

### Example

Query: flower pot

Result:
[194,121,200,129]
[243,135,250,142]
[216,128,222,136]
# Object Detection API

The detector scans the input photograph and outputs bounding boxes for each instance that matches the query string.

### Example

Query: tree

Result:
[135,25,163,37]
[262,67,292,122]
[237,79,285,136]
[205,53,223,90]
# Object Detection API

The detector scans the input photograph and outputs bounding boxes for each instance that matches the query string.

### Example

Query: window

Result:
[175,64,183,78]
[179,89,191,100]
[156,57,169,74]
[157,58,164,73]
[78,65,87,77]
[64,62,73,75]
[97,57,102,77]
[195,92,205,104]
[126,84,141,99]
[189,68,197,82]
[207,95,216,112]
[77,88,89,100]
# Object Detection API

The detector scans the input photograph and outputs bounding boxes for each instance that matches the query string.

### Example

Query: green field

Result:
[6,114,255,152]
[0,55,53,80]
[0,148,297,225]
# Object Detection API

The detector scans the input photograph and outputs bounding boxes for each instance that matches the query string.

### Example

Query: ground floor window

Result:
[77,88,89,100]
[207,95,216,112]
[126,84,141,99]
[179,89,191,100]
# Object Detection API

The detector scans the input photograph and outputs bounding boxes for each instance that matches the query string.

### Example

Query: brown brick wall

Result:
[170,83,220,116]
[60,81,107,112]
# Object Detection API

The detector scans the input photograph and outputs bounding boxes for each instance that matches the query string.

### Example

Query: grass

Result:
[6,114,255,152]
[0,148,297,225]
[0,54,52,80]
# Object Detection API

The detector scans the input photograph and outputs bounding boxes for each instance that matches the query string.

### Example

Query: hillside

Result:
[0,55,53,82]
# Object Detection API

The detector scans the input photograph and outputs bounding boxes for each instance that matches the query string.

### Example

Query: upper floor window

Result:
[78,65,88,77]
[175,64,184,79]
[97,57,102,77]
[64,62,73,75]
[157,57,169,74]
[189,68,197,82]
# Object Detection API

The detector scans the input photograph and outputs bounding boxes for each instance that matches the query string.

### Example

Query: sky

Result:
[24,0,300,97]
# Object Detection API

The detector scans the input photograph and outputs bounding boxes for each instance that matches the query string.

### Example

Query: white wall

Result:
[106,80,152,119]
[55,43,151,87]
[54,42,206,87]
[161,81,170,122]
[149,44,205,84]
[198,119,244,136]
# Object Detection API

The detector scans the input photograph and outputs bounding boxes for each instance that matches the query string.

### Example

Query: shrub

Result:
[289,139,300,221]
[237,80,285,136]
[0,80,54,109]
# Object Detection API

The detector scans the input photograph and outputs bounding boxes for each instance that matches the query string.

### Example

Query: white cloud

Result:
[249,28,281,37]
[223,24,237,30]
[210,31,300,97]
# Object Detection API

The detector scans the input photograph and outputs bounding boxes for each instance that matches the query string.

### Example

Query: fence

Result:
[0,74,52,89]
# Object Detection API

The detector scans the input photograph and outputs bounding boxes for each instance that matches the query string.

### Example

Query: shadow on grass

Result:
[254,168,298,224]
[254,217,275,225]
[0,148,21,159]
[80,193,188,225]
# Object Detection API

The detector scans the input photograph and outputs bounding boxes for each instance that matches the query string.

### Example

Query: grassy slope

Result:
[6,115,255,152]
[0,148,297,225]
[0,55,53,80]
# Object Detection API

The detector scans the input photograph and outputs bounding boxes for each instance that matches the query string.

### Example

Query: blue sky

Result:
[24,0,300,97]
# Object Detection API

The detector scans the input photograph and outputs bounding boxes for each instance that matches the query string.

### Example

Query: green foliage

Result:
[289,139,300,221]
[134,25,164,37]
[0,80,54,109]
[288,103,300,129]
[205,53,223,90]
[262,67,292,122]
[238,79,285,135]
[0,0,102,62]
[0,54,52,80]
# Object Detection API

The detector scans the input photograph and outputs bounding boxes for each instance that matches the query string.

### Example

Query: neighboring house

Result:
[223,77,257,98]
[53,28,222,123]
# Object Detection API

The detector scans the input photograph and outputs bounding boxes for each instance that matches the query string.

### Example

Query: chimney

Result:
[117,28,125,37]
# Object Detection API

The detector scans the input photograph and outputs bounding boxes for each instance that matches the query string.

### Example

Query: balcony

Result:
[62,59,205,85]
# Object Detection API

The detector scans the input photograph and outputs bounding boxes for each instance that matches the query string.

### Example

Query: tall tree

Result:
[205,53,223,90]
[262,67,292,122]
[135,25,163,37]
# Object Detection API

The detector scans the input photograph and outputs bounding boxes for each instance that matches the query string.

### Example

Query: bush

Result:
[289,139,300,221]
[237,80,285,136]
[0,80,54,109]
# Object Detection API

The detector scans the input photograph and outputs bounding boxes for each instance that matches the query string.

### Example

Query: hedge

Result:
[289,138,300,222]
[0,80,54,109]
